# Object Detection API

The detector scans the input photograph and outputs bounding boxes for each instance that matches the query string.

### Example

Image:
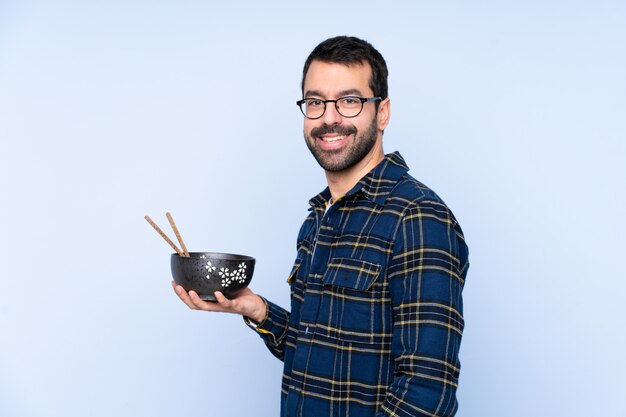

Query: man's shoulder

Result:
[389,174,468,263]
[386,173,447,209]
[385,173,466,232]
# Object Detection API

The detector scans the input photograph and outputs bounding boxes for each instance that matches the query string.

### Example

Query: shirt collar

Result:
[308,151,410,209]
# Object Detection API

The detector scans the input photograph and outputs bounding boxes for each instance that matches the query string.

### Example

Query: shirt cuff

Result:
[243,297,289,346]
[243,296,270,328]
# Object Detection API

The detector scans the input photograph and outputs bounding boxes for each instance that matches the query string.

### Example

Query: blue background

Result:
[1,1,624,416]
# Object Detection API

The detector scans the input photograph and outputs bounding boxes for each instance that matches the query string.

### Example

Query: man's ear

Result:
[377,98,391,132]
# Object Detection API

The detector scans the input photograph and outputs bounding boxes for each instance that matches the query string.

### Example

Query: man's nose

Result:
[322,102,343,125]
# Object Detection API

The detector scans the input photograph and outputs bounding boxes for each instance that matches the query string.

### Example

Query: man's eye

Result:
[307,99,323,107]
[341,97,359,105]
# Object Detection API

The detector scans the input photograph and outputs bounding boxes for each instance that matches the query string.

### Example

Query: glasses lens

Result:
[336,97,363,117]
[304,99,325,119]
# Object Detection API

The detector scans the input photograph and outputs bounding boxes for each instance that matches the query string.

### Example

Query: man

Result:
[173,36,469,417]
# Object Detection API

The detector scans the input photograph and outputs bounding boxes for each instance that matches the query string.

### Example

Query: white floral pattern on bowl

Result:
[203,260,247,288]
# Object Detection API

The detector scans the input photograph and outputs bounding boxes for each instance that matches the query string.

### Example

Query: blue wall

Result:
[1,1,624,416]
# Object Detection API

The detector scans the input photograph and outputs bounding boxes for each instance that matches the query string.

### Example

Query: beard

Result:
[304,115,379,173]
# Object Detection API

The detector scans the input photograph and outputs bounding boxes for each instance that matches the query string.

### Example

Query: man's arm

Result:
[243,297,291,361]
[379,200,469,417]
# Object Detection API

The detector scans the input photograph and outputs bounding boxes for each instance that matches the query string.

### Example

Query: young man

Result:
[173,36,469,417]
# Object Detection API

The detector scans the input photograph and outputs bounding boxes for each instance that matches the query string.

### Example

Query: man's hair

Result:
[301,36,389,100]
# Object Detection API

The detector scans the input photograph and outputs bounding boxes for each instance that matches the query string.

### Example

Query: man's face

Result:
[302,60,383,173]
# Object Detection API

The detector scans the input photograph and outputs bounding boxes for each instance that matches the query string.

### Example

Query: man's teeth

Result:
[322,135,346,142]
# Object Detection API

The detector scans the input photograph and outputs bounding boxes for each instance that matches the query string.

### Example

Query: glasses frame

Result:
[296,96,382,119]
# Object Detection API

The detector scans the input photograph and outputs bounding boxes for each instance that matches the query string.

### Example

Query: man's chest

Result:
[288,201,402,345]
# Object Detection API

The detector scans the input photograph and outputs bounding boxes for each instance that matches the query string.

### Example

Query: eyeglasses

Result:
[296,96,382,119]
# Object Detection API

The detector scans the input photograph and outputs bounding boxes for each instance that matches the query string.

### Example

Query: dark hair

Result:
[301,36,388,100]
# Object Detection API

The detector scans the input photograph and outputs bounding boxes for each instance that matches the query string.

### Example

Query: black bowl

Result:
[171,252,255,301]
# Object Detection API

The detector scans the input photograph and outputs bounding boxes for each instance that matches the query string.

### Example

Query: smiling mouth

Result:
[319,135,348,143]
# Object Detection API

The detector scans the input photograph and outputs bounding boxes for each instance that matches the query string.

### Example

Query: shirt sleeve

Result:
[378,200,469,417]
[243,296,291,361]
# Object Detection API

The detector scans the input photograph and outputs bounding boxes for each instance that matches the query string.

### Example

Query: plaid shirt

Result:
[245,152,469,417]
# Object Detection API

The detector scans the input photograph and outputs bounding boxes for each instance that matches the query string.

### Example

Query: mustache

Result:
[311,124,357,137]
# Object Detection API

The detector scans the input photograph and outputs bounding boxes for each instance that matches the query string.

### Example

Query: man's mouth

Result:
[311,125,356,150]
[320,134,347,143]
[316,133,353,150]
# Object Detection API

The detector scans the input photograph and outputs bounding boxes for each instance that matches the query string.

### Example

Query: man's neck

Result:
[325,146,385,202]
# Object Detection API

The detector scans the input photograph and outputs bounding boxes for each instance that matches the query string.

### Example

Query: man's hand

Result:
[171,281,267,324]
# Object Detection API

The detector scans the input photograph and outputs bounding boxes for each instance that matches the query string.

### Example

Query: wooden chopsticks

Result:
[145,212,190,257]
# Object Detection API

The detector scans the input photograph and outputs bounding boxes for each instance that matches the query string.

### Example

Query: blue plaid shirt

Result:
[246,152,469,417]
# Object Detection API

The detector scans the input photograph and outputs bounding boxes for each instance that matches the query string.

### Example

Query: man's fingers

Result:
[215,291,243,314]
[188,290,204,304]
[172,284,242,314]
[188,290,214,310]
[213,291,232,308]
[174,284,200,310]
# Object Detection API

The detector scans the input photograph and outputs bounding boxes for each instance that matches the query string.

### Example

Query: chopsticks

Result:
[145,212,190,257]
[166,212,189,257]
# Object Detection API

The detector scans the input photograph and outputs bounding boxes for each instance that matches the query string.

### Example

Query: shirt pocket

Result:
[323,257,380,289]
[317,257,385,345]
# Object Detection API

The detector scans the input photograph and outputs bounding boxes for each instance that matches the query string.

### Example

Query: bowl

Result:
[171,252,255,301]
